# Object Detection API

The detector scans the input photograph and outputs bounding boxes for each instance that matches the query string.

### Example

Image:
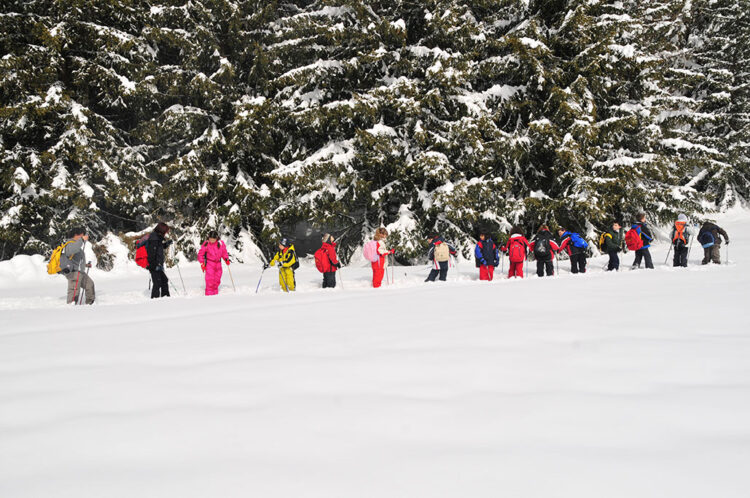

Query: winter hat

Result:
[154,222,170,235]
[280,237,290,247]
[322,233,331,244]
[677,213,688,223]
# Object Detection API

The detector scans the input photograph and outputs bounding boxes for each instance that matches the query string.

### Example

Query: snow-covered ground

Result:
[1,212,749,498]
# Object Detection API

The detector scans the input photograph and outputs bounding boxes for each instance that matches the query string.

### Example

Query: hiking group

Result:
[47,213,731,304]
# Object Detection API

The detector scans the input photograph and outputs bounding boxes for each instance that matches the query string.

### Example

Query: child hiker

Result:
[529,225,559,277]
[425,233,458,282]
[315,233,341,288]
[557,227,589,274]
[669,214,693,267]
[501,226,530,278]
[600,222,625,271]
[474,231,499,281]
[370,227,394,288]
[197,230,230,295]
[269,237,298,292]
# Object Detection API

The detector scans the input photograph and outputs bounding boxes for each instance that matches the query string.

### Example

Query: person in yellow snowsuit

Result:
[269,238,297,292]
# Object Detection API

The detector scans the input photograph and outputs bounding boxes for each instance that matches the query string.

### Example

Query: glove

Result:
[480,259,487,266]
[263,263,269,270]
[726,239,730,245]
[334,262,341,268]
[200,263,206,273]
[224,259,230,265]
[86,262,92,268]
[390,249,396,254]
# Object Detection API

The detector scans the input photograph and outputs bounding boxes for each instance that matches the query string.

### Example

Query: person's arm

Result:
[269,252,279,267]
[427,244,435,261]
[377,241,390,255]
[718,227,729,244]
[283,249,297,268]
[448,243,458,255]
[474,244,486,264]
[327,245,339,266]
[221,243,230,262]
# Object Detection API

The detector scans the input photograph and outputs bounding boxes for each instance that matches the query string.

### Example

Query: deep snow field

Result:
[1,212,750,498]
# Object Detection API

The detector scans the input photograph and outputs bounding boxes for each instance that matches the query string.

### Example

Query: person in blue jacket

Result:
[557,228,589,274]
[475,232,499,281]
[631,212,654,269]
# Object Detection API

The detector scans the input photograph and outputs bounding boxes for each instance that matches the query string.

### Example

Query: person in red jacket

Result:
[501,226,530,278]
[528,225,560,277]
[318,233,341,288]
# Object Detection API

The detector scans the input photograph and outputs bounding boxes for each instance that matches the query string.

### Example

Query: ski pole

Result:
[725,244,729,265]
[77,264,91,305]
[664,243,672,265]
[226,263,236,292]
[255,267,267,294]
[72,269,81,305]
[169,279,180,296]
[175,261,186,294]
[278,266,291,292]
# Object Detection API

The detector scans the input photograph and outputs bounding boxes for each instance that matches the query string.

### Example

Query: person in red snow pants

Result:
[197,232,230,296]
[502,227,530,279]
[371,227,392,288]
[479,265,494,280]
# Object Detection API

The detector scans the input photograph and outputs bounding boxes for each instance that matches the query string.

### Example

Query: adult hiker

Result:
[600,222,625,271]
[669,214,693,267]
[366,227,394,288]
[425,234,458,282]
[501,226,530,278]
[529,225,560,277]
[197,230,230,296]
[698,221,730,265]
[268,237,298,292]
[627,213,654,269]
[474,231,499,281]
[146,222,173,299]
[557,227,589,274]
[315,233,341,288]
[62,227,95,304]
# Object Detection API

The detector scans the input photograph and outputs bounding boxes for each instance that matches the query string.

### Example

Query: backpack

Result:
[698,230,715,248]
[434,243,450,262]
[598,232,612,251]
[672,222,687,248]
[481,239,497,266]
[569,232,588,248]
[363,240,380,262]
[533,235,551,260]
[134,234,150,269]
[508,237,526,263]
[625,228,643,251]
[314,247,328,273]
[46,241,73,274]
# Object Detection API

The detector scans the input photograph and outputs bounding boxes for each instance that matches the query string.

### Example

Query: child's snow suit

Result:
[475,238,499,281]
[197,240,229,295]
[558,231,588,274]
[529,230,560,277]
[669,221,693,267]
[426,237,457,282]
[698,222,729,265]
[501,234,530,278]
[270,245,298,292]
[372,240,392,288]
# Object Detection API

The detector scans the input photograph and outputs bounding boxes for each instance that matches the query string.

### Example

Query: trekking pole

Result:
[725,244,729,265]
[255,267,267,294]
[391,253,395,284]
[169,279,180,296]
[664,244,673,265]
[175,261,187,294]
[226,263,237,292]
[337,267,344,289]
[72,269,81,305]
[77,264,91,305]
[686,227,696,264]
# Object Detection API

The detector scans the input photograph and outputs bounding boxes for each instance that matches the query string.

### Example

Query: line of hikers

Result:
[47,214,731,304]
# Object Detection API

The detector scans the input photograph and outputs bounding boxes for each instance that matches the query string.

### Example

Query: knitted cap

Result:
[677,213,688,223]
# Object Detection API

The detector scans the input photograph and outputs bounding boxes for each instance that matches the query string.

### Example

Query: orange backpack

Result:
[673,222,687,247]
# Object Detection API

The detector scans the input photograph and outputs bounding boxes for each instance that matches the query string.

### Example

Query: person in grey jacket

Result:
[669,213,693,267]
[63,227,95,304]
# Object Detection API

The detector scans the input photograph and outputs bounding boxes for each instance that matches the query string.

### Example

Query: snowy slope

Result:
[1,212,749,498]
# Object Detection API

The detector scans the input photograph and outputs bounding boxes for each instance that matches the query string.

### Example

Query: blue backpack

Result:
[698,231,715,248]
[569,232,588,248]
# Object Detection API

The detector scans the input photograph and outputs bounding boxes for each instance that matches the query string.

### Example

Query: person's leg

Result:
[81,273,95,304]
[545,260,554,276]
[643,248,654,269]
[425,268,439,282]
[570,254,579,274]
[580,255,587,273]
[479,265,489,280]
[150,270,160,298]
[487,265,494,281]
[330,272,336,288]
[633,249,643,268]
[517,261,524,278]
[372,262,383,288]
[206,263,220,295]
[613,252,619,271]
[673,246,680,267]
[160,270,170,297]
[438,261,449,281]
[607,252,615,271]
[711,244,721,264]
[287,269,296,291]
[536,260,544,277]
[66,272,79,303]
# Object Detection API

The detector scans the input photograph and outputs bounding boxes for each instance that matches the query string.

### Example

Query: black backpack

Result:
[533,234,551,261]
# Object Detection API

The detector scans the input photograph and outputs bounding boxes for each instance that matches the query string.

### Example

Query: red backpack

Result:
[624,228,643,251]
[314,247,327,273]
[134,234,150,268]
[508,237,526,263]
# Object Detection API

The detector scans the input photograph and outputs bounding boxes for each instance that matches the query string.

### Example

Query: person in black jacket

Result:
[698,221,729,264]
[146,222,173,298]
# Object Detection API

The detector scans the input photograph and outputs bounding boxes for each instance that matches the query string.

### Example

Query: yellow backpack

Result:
[598,232,612,251]
[47,241,73,274]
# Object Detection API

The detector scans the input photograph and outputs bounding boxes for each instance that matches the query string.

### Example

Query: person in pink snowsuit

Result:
[197,231,230,296]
